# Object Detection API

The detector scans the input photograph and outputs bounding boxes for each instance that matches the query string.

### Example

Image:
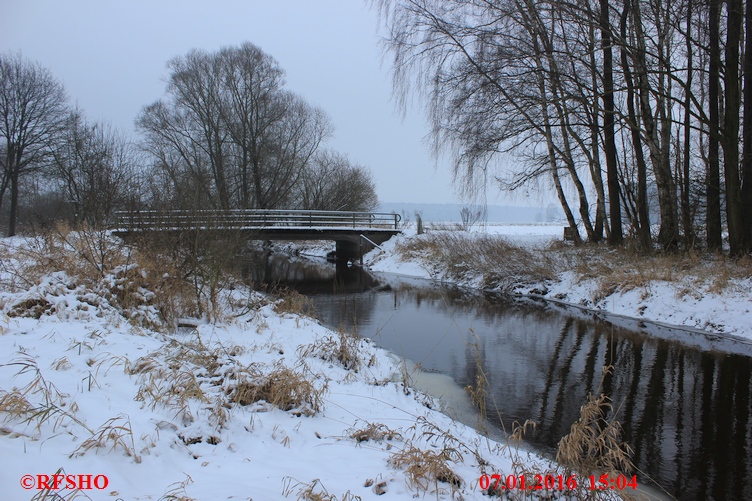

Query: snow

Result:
[364,224,752,344]
[0,238,555,501]
[544,271,752,340]
[366,230,434,281]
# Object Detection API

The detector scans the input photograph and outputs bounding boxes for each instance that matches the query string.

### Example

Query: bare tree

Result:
[743,0,752,253]
[49,110,139,226]
[705,0,723,251]
[298,150,379,211]
[137,43,333,211]
[250,92,332,208]
[600,0,623,244]
[723,0,745,256]
[616,0,652,250]
[374,0,606,243]
[0,53,68,236]
[219,43,286,208]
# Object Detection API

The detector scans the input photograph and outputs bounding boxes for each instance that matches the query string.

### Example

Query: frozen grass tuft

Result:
[229,363,323,415]
[159,474,195,501]
[70,414,141,462]
[348,421,402,444]
[0,353,90,437]
[388,443,463,493]
[282,477,362,501]
[298,326,365,372]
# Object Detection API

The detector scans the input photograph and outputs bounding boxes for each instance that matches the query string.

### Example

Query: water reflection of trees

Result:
[280,262,752,500]
[335,281,752,500]
[472,308,752,501]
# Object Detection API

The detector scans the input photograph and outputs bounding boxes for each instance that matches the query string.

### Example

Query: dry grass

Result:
[28,467,92,501]
[0,354,90,436]
[51,356,73,371]
[386,416,507,497]
[555,242,752,302]
[388,443,463,493]
[0,388,33,417]
[130,336,325,434]
[11,222,126,289]
[6,296,53,318]
[229,363,323,415]
[556,367,636,500]
[159,474,195,501]
[463,339,638,500]
[465,340,489,435]
[273,287,318,318]
[134,367,207,422]
[298,327,365,372]
[70,414,141,462]
[1,224,250,329]
[348,422,402,443]
[396,232,555,291]
[129,340,221,424]
[282,477,362,501]
[396,228,752,302]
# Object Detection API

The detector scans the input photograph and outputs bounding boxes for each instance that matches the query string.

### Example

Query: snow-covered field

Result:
[0,236,558,501]
[365,223,752,343]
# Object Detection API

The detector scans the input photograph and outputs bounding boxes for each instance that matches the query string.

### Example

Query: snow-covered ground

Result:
[365,224,752,343]
[0,236,564,501]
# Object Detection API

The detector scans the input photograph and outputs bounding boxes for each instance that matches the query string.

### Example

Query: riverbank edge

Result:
[362,230,752,349]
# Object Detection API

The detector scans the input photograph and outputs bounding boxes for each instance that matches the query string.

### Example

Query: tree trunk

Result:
[528,0,595,241]
[681,0,695,248]
[723,0,744,256]
[8,167,19,237]
[707,0,723,251]
[620,0,652,251]
[552,161,581,244]
[601,0,623,245]
[632,0,679,250]
[742,0,752,252]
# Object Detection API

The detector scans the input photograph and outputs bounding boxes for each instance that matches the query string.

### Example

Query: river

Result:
[248,252,752,501]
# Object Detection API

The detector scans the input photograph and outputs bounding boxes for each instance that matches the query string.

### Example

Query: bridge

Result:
[112,209,401,261]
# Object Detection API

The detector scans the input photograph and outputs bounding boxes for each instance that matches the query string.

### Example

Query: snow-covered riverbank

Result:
[0,235,572,501]
[364,224,752,344]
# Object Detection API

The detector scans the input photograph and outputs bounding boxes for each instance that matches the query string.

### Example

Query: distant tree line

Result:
[375,0,752,255]
[0,43,378,236]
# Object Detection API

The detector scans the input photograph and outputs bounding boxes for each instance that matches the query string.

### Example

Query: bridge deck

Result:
[113,209,400,231]
[111,209,402,260]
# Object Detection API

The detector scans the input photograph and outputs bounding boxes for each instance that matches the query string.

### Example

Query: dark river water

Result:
[249,253,752,501]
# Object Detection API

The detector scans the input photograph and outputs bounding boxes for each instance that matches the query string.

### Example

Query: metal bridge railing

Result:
[113,209,402,232]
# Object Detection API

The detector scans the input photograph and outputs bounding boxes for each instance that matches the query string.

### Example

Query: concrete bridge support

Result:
[334,239,360,262]
[334,235,385,263]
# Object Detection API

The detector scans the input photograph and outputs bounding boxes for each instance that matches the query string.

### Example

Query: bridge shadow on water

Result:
[250,253,752,501]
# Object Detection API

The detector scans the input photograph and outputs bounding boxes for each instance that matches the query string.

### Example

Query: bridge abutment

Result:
[335,240,359,262]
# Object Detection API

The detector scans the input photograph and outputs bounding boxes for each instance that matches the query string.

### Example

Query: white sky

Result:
[0,0,478,205]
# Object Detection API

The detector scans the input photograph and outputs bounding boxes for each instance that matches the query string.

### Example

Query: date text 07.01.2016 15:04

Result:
[478,473,639,492]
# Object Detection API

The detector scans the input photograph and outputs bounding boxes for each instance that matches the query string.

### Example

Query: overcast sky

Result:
[0,0,485,205]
